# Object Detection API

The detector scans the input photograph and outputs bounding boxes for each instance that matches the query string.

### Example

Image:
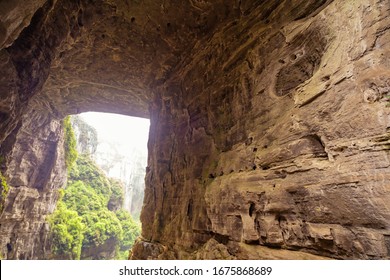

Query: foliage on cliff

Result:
[68,155,115,205]
[115,209,140,254]
[49,153,140,259]
[0,171,9,213]
[63,116,78,169]
[48,193,84,259]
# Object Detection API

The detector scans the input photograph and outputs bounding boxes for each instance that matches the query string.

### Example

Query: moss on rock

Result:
[0,172,9,213]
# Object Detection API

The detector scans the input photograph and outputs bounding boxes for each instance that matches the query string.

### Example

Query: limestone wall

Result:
[0,0,389,259]
[134,0,390,259]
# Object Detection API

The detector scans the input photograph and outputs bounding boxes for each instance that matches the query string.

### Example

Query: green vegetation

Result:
[64,116,78,169]
[49,116,140,260]
[68,155,113,204]
[116,209,141,251]
[49,155,141,259]
[48,199,84,259]
[0,171,9,213]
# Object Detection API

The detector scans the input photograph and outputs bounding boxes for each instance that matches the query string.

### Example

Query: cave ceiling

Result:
[1,0,331,118]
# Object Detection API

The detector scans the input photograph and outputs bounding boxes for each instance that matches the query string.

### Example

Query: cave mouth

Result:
[74,111,150,220]
[72,112,150,221]
[62,111,150,259]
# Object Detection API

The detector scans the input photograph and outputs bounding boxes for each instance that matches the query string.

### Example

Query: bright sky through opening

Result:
[77,112,150,215]
[79,112,150,151]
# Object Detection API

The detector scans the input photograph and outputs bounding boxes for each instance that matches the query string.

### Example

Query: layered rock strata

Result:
[135,0,390,259]
[0,0,389,259]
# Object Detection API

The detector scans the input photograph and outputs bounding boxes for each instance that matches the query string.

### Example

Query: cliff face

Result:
[0,104,65,259]
[135,0,390,259]
[0,0,389,259]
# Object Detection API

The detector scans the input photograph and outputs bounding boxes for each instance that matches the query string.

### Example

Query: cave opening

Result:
[75,111,149,219]
[59,111,149,259]
[0,0,389,262]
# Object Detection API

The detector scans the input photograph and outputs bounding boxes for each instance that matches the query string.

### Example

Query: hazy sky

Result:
[78,112,150,150]
[77,113,149,215]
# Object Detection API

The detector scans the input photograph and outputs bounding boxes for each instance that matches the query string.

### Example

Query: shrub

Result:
[48,201,84,259]
[63,181,105,215]
[0,172,9,213]
[116,210,141,251]
[69,155,112,203]
[82,209,123,248]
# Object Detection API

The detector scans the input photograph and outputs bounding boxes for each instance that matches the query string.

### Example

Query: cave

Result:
[0,0,389,260]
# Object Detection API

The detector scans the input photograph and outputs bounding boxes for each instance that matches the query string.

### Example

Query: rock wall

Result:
[0,0,250,259]
[134,0,390,259]
[0,0,389,259]
[0,0,88,259]
[0,103,65,259]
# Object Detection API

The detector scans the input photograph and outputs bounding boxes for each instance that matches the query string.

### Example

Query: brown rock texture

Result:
[135,0,390,260]
[0,103,65,259]
[0,0,389,259]
[0,0,47,49]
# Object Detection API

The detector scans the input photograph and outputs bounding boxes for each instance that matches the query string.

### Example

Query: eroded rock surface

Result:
[0,103,65,259]
[0,0,389,259]
[136,0,390,260]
